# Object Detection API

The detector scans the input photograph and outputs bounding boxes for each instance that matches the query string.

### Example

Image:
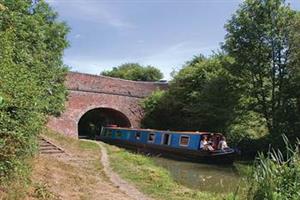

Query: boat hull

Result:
[98,136,236,165]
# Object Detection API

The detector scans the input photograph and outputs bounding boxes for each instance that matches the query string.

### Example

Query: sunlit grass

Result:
[42,129,99,152]
[105,144,232,200]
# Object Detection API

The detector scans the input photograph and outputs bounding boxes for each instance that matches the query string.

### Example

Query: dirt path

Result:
[29,135,133,200]
[96,141,153,200]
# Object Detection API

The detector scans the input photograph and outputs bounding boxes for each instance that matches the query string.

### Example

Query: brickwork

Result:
[47,72,167,137]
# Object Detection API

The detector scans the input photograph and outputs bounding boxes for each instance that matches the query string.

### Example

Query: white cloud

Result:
[74,34,81,39]
[45,0,59,5]
[137,41,218,79]
[64,56,136,75]
[64,41,218,80]
[74,2,134,29]
[46,0,134,29]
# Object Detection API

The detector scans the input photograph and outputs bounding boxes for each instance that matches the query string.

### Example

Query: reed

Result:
[246,135,300,200]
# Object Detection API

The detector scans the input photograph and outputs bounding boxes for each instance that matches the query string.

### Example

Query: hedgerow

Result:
[0,0,69,188]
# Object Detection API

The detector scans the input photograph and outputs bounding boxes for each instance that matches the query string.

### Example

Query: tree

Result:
[289,12,300,138]
[223,0,300,137]
[101,63,163,81]
[0,0,69,183]
[142,54,239,133]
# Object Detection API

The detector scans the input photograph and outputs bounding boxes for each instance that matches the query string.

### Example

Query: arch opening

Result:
[78,108,131,139]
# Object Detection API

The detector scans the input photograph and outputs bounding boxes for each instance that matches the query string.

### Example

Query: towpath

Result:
[30,135,137,200]
[95,141,153,200]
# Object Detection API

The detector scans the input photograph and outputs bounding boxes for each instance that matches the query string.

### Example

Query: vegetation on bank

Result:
[142,0,300,152]
[101,63,164,81]
[0,0,69,190]
[245,136,300,200]
[1,129,128,200]
[0,0,299,200]
[105,143,233,200]
[105,135,300,200]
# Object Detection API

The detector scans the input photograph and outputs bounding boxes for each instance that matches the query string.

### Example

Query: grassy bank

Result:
[105,144,235,200]
[29,129,132,200]
[0,156,33,199]
[1,129,133,200]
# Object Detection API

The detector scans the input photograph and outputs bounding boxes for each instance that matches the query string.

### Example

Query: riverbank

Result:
[104,143,237,200]
[1,130,250,200]
[98,142,152,200]
[1,130,133,200]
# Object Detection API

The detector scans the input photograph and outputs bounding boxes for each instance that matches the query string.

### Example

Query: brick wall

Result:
[47,72,168,137]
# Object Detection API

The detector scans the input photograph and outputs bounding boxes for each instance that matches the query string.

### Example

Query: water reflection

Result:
[153,157,242,193]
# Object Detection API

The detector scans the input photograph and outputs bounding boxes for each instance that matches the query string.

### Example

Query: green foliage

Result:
[142,1,300,153]
[226,111,268,146]
[141,90,166,128]
[101,63,163,81]
[223,0,300,137]
[141,90,165,113]
[246,136,300,200]
[0,0,69,187]
[289,12,300,136]
[142,54,240,133]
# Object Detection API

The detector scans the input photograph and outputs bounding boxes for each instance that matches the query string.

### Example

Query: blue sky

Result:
[46,0,300,80]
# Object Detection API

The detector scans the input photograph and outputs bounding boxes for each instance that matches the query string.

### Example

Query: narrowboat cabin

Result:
[97,126,236,164]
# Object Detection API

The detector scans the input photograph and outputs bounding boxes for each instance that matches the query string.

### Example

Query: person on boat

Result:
[210,134,219,150]
[200,136,214,151]
[218,136,228,150]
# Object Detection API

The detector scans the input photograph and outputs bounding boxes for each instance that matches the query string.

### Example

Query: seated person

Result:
[200,136,214,151]
[210,134,219,149]
[218,136,228,150]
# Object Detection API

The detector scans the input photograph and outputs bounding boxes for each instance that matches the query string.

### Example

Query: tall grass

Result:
[247,135,300,200]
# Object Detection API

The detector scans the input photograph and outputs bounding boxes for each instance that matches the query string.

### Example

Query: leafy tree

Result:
[141,90,167,129]
[0,0,69,184]
[142,54,239,133]
[223,0,300,137]
[289,13,300,136]
[101,63,163,81]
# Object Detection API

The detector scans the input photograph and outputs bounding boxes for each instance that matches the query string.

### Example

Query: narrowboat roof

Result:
[104,126,223,136]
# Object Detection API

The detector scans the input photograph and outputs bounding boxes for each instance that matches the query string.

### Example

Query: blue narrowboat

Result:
[98,126,236,164]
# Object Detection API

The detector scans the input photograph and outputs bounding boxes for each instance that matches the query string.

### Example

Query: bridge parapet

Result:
[67,72,168,98]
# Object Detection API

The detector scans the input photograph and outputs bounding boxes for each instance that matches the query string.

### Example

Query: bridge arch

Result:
[47,72,168,138]
[78,107,131,139]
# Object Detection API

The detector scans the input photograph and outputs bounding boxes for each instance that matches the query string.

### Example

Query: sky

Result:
[46,0,300,80]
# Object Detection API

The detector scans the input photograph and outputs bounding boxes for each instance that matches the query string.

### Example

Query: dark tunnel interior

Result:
[78,108,131,139]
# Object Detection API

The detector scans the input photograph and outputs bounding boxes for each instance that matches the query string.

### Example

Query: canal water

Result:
[153,157,243,193]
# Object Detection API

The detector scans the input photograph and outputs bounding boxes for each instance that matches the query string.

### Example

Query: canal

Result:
[153,157,244,194]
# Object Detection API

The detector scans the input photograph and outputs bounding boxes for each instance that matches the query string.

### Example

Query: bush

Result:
[101,63,163,81]
[141,90,167,129]
[227,112,267,142]
[246,135,300,200]
[0,0,69,189]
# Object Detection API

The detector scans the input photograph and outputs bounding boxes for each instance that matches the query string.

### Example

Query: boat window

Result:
[116,130,122,138]
[135,132,141,140]
[102,129,111,137]
[148,133,155,143]
[107,129,112,137]
[179,136,190,146]
[162,133,171,145]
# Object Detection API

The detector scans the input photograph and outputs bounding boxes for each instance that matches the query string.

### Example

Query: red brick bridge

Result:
[47,72,167,138]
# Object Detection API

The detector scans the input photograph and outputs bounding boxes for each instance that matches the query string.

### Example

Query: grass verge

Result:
[105,144,234,200]
[0,157,33,200]
[7,129,131,200]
